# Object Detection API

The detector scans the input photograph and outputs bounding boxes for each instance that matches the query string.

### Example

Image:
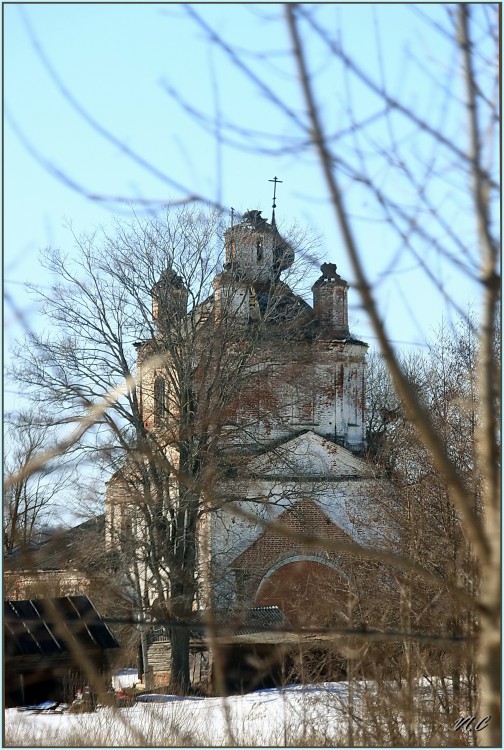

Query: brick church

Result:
[105,206,387,680]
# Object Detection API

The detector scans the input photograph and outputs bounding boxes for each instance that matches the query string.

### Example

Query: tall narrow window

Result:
[256,238,264,262]
[154,376,166,425]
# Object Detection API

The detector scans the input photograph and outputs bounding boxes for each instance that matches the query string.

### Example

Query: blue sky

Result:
[5,2,497,387]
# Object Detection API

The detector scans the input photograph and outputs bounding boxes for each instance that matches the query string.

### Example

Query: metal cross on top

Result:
[269,176,283,228]
[269,176,283,210]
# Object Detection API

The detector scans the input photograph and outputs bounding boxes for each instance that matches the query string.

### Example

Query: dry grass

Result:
[4,677,475,748]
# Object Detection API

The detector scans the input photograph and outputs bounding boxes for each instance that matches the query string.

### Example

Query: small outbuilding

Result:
[4,595,119,707]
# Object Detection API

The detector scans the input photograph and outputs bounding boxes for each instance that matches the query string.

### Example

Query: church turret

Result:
[224,209,294,283]
[312,263,349,338]
[151,268,188,330]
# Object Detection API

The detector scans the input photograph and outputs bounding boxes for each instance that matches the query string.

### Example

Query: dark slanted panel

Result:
[4,600,63,656]
[4,595,119,708]
[4,595,119,655]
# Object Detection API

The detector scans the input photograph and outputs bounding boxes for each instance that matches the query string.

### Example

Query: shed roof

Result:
[234,605,289,635]
[4,516,106,572]
[147,605,290,646]
[4,595,119,657]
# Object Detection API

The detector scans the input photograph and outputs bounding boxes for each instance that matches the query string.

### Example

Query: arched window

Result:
[154,376,166,425]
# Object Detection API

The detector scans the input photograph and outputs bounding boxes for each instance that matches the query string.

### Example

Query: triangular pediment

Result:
[245,431,371,479]
[233,497,353,569]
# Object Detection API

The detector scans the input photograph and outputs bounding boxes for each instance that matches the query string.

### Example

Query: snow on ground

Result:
[4,683,351,747]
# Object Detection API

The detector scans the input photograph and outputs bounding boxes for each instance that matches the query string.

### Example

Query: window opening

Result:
[154,376,166,425]
[256,238,264,262]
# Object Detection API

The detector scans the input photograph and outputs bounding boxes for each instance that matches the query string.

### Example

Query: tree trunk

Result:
[170,624,191,694]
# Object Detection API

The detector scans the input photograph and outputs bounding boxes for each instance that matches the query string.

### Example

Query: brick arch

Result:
[257,554,348,586]
[255,557,348,628]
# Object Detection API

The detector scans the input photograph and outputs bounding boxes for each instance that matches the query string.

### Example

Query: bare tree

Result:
[365,318,482,717]
[280,5,499,740]
[3,411,69,555]
[10,204,317,692]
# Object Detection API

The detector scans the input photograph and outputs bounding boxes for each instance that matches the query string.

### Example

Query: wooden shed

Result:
[4,595,119,707]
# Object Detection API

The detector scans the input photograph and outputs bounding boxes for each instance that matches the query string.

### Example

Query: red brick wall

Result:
[234,499,352,572]
[255,559,348,627]
[233,499,353,624]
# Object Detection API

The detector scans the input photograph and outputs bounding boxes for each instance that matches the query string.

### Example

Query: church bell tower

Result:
[224,210,294,284]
